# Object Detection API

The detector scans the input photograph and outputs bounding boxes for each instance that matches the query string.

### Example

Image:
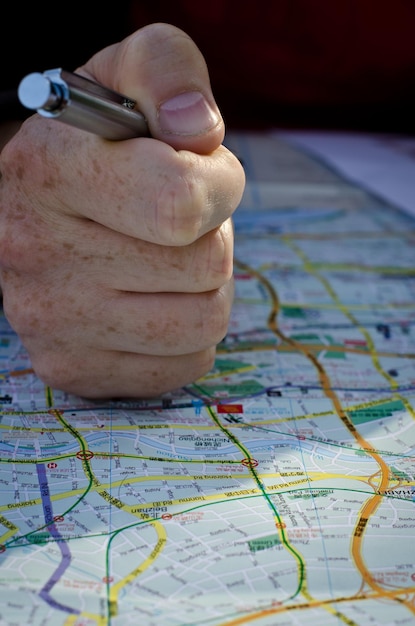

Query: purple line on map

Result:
[36,463,80,615]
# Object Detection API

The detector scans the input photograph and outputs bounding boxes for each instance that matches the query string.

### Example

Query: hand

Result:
[0,23,245,399]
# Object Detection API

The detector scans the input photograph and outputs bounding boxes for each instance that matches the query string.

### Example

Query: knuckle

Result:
[181,218,234,294]
[211,146,246,213]
[196,281,234,347]
[206,220,234,285]
[190,224,234,291]
[154,163,204,246]
[192,347,217,379]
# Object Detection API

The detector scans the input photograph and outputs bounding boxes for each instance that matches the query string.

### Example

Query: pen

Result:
[17,68,149,140]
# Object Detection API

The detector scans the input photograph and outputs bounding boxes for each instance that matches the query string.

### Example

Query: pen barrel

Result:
[54,91,149,140]
[18,68,149,141]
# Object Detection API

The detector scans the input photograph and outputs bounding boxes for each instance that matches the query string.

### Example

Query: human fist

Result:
[0,24,245,398]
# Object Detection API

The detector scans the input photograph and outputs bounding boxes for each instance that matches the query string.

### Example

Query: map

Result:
[0,131,414,626]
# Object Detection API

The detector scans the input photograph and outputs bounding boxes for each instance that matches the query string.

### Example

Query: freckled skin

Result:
[92,159,102,175]
[0,23,245,398]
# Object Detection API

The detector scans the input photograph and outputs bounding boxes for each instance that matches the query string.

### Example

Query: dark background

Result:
[2,1,415,134]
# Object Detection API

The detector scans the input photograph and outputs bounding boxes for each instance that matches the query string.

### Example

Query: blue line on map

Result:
[36,463,80,615]
[233,207,343,233]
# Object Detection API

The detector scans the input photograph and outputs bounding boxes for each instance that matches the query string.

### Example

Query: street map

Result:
[0,131,414,625]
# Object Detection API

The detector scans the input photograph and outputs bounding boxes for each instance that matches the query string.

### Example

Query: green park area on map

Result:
[0,131,414,625]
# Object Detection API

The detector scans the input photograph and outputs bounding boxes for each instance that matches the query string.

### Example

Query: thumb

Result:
[81,23,225,154]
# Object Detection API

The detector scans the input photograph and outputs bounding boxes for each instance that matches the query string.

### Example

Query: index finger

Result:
[95,141,244,245]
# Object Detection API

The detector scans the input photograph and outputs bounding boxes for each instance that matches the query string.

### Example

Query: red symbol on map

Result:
[411,573,415,581]
[53,515,64,523]
[0,545,5,553]
[218,404,243,414]
[76,450,94,460]
[47,462,58,469]
[103,576,114,583]
[162,513,173,520]
[241,458,258,468]
[298,435,306,440]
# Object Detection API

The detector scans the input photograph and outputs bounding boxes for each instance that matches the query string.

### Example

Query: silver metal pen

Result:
[18,68,149,140]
